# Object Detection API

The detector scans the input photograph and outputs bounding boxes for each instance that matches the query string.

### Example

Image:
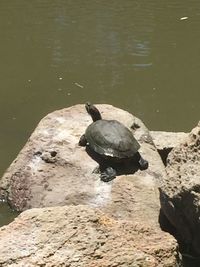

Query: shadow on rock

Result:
[86,146,140,180]
[159,207,200,266]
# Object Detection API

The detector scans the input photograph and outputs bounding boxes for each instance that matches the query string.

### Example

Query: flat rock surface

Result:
[150,131,187,150]
[0,205,180,267]
[160,122,200,254]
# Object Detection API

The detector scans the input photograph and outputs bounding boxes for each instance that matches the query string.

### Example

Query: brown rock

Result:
[150,131,187,165]
[0,104,163,215]
[159,122,200,254]
[150,131,187,151]
[0,205,180,267]
[0,104,181,265]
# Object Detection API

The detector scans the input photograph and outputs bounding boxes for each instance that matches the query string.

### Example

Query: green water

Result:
[0,0,199,175]
[0,2,199,262]
[0,201,18,227]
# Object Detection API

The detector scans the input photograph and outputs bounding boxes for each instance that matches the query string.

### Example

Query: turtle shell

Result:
[85,119,140,158]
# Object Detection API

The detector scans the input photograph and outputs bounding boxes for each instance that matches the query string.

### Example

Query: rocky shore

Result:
[0,104,199,266]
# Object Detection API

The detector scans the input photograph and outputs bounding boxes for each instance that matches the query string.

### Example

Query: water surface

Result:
[0,201,18,227]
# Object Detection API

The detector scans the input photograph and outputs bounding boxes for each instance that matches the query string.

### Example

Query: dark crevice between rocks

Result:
[157,148,173,166]
[159,209,177,238]
[159,209,200,266]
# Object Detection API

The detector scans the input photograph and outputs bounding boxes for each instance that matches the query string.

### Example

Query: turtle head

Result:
[85,102,102,122]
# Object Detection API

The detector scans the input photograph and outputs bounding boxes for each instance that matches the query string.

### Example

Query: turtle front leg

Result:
[100,166,117,182]
[92,163,116,182]
[133,152,148,170]
[79,134,87,146]
[138,154,148,170]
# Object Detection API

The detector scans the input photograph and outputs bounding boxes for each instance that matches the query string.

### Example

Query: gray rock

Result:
[150,131,188,151]
[0,104,181,265]
[159,122,200,254]
[150,131,187,165]
[0,205,180,267]
[0,104,164,215]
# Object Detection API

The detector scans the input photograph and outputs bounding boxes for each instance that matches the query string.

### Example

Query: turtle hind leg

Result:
[79,134,87,146]
[138,155,149,170]
[100,166,117,182]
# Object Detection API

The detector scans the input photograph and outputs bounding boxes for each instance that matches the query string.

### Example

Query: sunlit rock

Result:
[150,131,187,165]
[0,205,180,267]
[159,122,200,255]
[0,104,164,214]
[0,104,181,265]
[150,131,187,152]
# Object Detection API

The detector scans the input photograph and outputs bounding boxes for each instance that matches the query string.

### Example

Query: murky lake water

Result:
[0,1,199,263]
[0,0,199,173]
[0,201,18,227]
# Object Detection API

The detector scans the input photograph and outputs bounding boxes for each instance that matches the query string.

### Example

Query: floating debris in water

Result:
[58,77,63,80]
[67,92,71,96]
[74,82,84,88]
[133,62,153,68]
[180,17,188,20]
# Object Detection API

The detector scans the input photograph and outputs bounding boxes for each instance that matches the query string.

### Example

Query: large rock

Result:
[150,131,187,165]
[0,104,181,265]
[159,122,200,254]
[0,104,164,214]
[0,205,180,267]
[150,131,187,152]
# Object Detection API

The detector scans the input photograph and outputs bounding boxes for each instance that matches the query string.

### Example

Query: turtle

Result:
[79,102,148,182]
